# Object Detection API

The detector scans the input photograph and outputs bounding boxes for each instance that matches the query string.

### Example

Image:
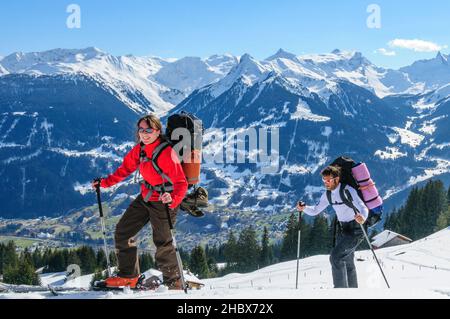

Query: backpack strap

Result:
[326,190,332,206]
[151,141,173,186]
[327,183,348,206]
[339,184,354,209]
[139,141,174,202]
[342,187,360,215]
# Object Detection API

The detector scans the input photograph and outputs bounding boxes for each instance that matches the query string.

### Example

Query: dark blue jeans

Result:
[330,221,365,288]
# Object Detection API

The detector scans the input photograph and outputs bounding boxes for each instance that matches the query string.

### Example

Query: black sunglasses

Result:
[138,127,156,134]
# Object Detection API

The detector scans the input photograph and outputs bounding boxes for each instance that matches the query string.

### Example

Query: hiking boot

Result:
[104,275,141,289]
[166,278,185,290]
[180,201,204,217]
[183,187,208,207]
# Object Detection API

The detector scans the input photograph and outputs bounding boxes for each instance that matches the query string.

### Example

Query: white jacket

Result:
[303,184,369,222]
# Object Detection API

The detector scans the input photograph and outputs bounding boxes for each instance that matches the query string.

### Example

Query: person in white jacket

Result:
[297,165,368,288]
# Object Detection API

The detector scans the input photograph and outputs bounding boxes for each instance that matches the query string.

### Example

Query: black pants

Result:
[330,221,364,288]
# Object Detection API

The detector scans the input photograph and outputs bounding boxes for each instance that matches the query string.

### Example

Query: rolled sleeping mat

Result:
[182,149,202,185]
[352,163,383,210]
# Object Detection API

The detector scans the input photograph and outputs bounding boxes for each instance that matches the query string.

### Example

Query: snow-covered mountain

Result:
[1,47,447,113]
[262,49,436,98]
[0,64,8,76]
[2,227,450,299]
[0,48,238,115]
[154,54,238,94]
[172,51,450,213]
[1,48,450,219]
[400,52,450,92]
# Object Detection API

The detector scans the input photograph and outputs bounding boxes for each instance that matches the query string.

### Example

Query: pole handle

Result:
[95,184,104,218]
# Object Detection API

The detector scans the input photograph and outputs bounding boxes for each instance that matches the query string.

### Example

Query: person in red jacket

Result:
[92,114,188,289]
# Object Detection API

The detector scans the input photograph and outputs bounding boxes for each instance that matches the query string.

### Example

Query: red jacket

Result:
[101,138,188,209]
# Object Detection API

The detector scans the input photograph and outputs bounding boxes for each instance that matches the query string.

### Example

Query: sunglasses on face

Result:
[138,127,156,134]
[322,177,337,183]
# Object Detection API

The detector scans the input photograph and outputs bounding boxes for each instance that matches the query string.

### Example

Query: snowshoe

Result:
[141,275,163,290]
[92,274,145,291]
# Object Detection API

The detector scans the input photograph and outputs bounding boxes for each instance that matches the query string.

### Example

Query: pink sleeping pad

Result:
[351,163,383,209]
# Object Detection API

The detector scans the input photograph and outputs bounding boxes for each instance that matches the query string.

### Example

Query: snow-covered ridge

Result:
[0,48,239,115]
[3,48,450,112]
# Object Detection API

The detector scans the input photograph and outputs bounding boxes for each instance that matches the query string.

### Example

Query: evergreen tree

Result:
[436,206,450,231]
[308,216,331,255]
[259,226,273,267]
[109,251,117,266]
[22,248,34,265]
[271,242,282,264]
[46,250,66,273]
[235,226,260,272]
[41,248,52,271]
[96,249,107,270]
[189,246,210,278]
[67,250,82,268]
[77,246,97,274]
[139,252,155,272]
[206,256,219,278]
[447,185,450,204]
[223,230,238,269]
[384,180,449,240]
[404,186,422,238]
[32,249,44,270]
[3,253,40,286]
[205,245,224,263]
[61,249,70,268]
[280,213,298,261]
[0,241,19,274]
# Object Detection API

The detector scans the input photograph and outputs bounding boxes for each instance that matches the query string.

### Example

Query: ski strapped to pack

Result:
[139,141,174,202]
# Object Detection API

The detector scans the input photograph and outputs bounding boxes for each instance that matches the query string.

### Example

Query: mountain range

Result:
[1,47,450,221]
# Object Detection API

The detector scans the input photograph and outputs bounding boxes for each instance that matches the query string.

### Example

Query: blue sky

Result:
[0,0,449,69]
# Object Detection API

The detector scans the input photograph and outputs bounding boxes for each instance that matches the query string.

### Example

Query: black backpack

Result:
[166,111,203,157]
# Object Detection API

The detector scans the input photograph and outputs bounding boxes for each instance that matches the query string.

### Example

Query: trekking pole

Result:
[161,185,188,294]
[344,190,390,288]
[295,208,303,290]
[94,180,112,278]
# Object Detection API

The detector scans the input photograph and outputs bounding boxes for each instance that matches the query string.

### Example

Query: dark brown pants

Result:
[114,195,179,282]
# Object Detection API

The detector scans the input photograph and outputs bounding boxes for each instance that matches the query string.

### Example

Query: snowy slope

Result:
[154,55,238,94]
[0,65,7,76]
[1,227,450,299]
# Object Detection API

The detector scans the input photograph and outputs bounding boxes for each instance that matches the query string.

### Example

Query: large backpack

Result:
[328,156,383,228]
[165,112,203,185]
[137,112,208,216]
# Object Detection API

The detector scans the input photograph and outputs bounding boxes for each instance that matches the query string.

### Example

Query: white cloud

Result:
[375,48,396,56]
[388,39,448,52]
